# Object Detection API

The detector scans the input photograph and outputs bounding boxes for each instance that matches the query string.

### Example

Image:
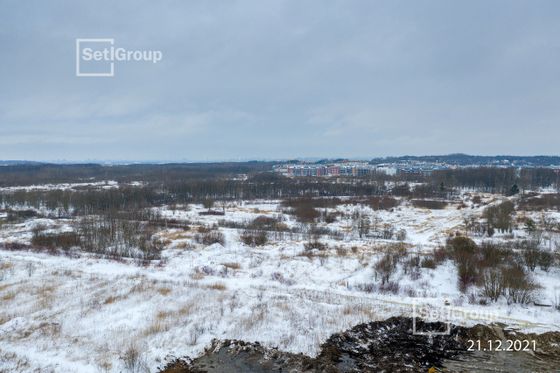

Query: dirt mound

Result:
[158,317,560,373]
[315,317,468,372]
[158,340,313,373]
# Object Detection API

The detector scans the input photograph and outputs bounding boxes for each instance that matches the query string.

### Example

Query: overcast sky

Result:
[1,0,559,161]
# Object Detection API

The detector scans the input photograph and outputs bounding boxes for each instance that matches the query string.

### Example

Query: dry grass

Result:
[190,272,205,280]
[297,250,329,260]
[156,310,173,320]
[0,314,11,326]
[129,279,153,294]
[335,246,348,256]
[178,302,194,317]
[37,322,62,337]
[238,304,267,331]
[1,291,16,302]
[0,261,13,270]
[160,231,191,241]
[206,282,227,291]
[160,238,173,246]
[35,284,56,310]
[222,262,241,270]
[143,318,169,336]
[174,241,192,249]
[157,287,172,296]
[341,304,376,320]
[143,309,174,336]
[95,358,112,373]
[103,295,121,305]
[274,300,290,312]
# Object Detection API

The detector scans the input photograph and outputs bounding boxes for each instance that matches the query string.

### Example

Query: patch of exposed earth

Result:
[159,317,560,373]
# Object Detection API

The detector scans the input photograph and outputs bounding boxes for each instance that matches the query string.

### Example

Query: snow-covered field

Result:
[1,196,560,372]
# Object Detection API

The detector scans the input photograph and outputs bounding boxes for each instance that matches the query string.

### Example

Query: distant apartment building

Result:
[279,162,394,177]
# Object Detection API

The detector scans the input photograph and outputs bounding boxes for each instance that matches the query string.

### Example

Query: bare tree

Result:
[481,268,503,302]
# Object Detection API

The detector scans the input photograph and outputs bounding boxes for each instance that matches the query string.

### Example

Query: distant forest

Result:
[0,163,559,217]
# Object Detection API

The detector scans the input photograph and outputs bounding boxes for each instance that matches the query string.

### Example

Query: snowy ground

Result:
[1,197,560,372]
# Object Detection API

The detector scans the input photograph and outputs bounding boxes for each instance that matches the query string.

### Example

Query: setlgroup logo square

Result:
[75,38,115,77]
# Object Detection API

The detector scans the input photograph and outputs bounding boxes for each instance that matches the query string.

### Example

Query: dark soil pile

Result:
[158,317,560,373]
[315,317,468,372]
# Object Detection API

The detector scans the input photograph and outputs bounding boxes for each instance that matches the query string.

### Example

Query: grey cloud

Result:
[0,0,559,161]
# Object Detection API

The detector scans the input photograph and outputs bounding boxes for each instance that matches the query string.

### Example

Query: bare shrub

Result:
[304,240,328,251]
[484,200,515,233]
[380,224,395,240]
[6,209,39,222]
[518,240,541,272]
[271,272,295,286]
[374,253,397,285]
[31,232,80,251]
[354,215,370,238]
[403,286,417,297]
[282,198,320,223]
[409,269,421,281]
[538,251,554,271]
[77,215,162,260]
[195,231,225,246]
[467,291,478,305]
[391,183,411,197]
[249,215,287,231]
[412,200,448,209]
[457,260,478,293]
[403,255,420,275]
[25,262,36,277]
[432,247,447,264]
[240,229,267,247]
[481,268,503,302]
[395,229,407,241]
[355,283,375,293]
[194,265,215,276]
[2,242,31,251]
[420,256,436,269]
[197,225,212,233]
[479,242,511,268]
[324,211,340,223]
[335,246,348,256]
[447,236,477,258]
[187,324,205,345]
[518,193,560,211]
[378,281,400,294]
[368,196,400,210]
[447,236,479,292]
[501,265,540,305]
[202,199,214,210]
[120,343,148,373]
